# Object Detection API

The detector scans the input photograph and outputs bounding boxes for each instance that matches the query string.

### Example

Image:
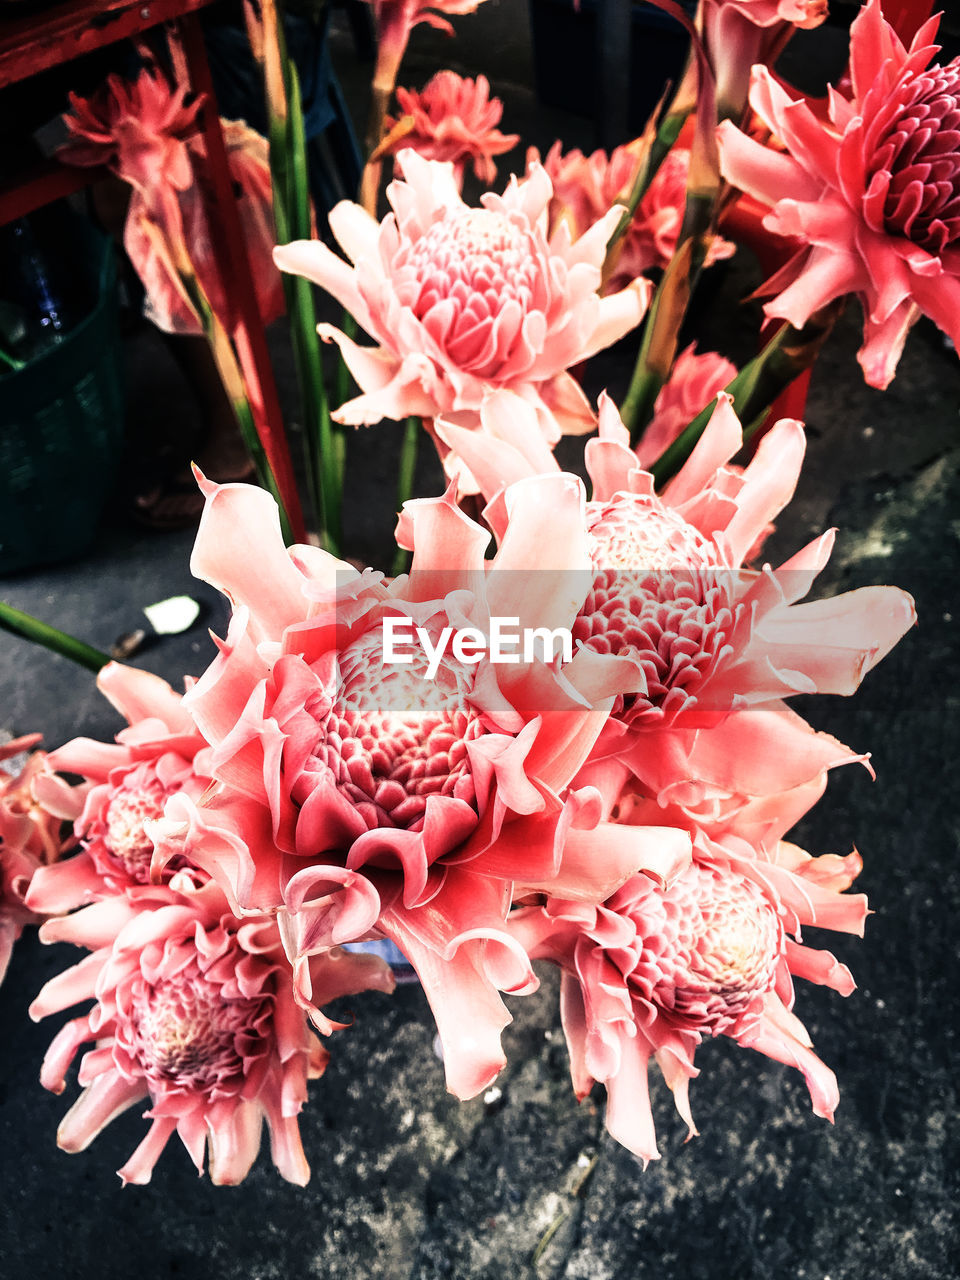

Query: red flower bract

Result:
[61,67,283,336]
[717,0,960,387]
[384,71,519,186]
[436,390,915,834]
[1,736,78,985]
[273,151,651,478]
[26,663,215,911]
[861,56,960,254]
[156,472,689,1100]
[509,828,866,1163]
[30,880,393,1185]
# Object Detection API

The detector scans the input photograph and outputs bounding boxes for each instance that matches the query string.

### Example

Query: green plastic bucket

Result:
[0,223,123,575]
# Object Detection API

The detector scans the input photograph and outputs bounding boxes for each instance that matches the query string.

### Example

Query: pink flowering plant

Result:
[718,0,960,387]
[0,735,79,986]
[539,142,735,293]
[28,878,392,1185]
[58,59,301,538]
[61,66,284,338]
[0,0,943,1197]
[379,72,519,187]
[275,150,651,496]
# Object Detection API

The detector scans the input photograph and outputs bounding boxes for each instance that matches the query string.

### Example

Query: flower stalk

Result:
[648,301,842,488]
[247,0,342,552]
[361,83,393,214]
[603,106,691,273]
[175,254,295,545]
[603,48,697,280]
[0,602,109,673]
[619,28,723,440]
[620,237,695,435]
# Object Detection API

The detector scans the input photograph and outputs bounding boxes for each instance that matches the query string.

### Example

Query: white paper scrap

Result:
[143,595,200,635]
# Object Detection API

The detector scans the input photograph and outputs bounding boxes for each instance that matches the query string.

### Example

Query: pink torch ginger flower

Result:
[509,829,865,1161]
[702,0,828,120]
[26,663,215,913]
[718,0,960,388]
[705,0,827,28]
[634,344,738,468]
[365,1,489,93]
[569,394,912,805]
[1,736,79,985]
[538,143,735,295]
[382,72,519,187]
[435,390,915,824]
[158,472,692,1099]
[29,879,393,1184]
[61,67,283,336]
[273,150,651,478]
[62,63,200,193]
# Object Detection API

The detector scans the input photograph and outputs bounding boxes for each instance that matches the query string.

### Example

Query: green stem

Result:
[0,602,109,672]
[286,270,338,550]
[605,106,691,264]
[391,417,420,577]
[648,303,840,488]
[604,35,698,275]
[286,59,311,240]
[361,83,392,213]
[619,38,723,440]
[620,183,718,442]
[261,0,341,553]
[619,358,663,442]
[733,307,840,441]
[620,342,665,439]
[0,343,25,373]
[232,393,295,544]
[648,326,789,488]
[619,238,694,435]
[177,265,294,544]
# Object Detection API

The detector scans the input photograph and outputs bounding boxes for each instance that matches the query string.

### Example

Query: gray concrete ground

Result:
[2,3,960,1278]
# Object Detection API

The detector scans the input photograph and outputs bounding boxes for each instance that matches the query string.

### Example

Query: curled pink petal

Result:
[383,72,519,188]
[276,150,648,489]
[511,825,866,1154]
[718,2,960,386]
[31,879,385,1185]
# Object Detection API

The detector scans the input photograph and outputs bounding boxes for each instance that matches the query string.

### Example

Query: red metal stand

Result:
[0,0,211,85]
[0,0,307,542]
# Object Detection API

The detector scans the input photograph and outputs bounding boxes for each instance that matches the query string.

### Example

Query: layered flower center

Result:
[864,60,960,254]
[586,495,721,571]
[574,496,733,723]
[103,779,166,882]
[96,759,201,886]
[127,956,271,1094]
[631,864,782,1036]
[296,625,482,836]
[392,209,547,376]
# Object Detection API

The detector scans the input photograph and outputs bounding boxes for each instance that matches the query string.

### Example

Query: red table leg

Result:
[176,10,307,543]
